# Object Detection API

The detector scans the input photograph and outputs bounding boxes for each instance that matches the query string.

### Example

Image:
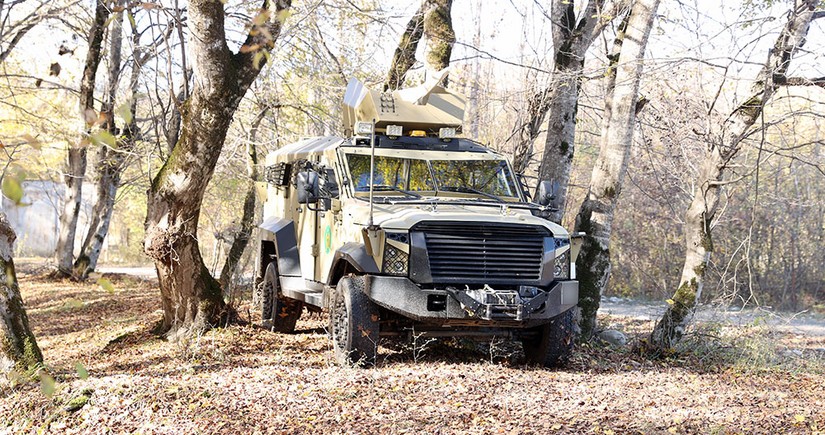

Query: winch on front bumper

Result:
[363,275,578,328]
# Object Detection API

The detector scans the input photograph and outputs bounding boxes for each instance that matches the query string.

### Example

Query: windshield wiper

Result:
[439,186,504,202]
[369,184,422,198]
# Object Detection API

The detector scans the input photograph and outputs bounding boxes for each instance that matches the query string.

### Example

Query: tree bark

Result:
[218,107,267,289]
[574,0,659,340]
[511,0,620,222]
[76,4,125,278]
[1,212,43,374]
[422,0,454,82]
[384,3,426,91]
[54,0,109,276]
[650,0,822,349]
[144,0,291,335]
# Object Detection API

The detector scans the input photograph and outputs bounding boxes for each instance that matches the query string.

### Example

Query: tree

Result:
[511,0,621,225]
[384,0,454,91]
[217,105,267,290]
[384,3,425,91]
[0,213,43,374]
[649,0,824,350]
[574,0,660,339]
[54,0,110,277]
[144,0,292,335]
[421,0,454,80]
[74,2,153,279]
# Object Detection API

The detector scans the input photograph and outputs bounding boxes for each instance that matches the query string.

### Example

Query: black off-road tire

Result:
[329,276,380,367]
[257,262,303,332]
[522,307,577,367]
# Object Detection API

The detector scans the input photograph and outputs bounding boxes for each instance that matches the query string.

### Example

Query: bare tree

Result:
[574,0,660,339]
[54,0,110,277]
[217,105,268,289]
[144,0,293,335]
[511,0,621,202]
[75,2,155,279]
[649,0,825,350]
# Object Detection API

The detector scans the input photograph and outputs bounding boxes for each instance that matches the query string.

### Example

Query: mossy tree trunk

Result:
[384,3,426,91]
[218,106,267,289]
[54,0,109,277]
[384,0,454,91]
[0,213,43,374]
[144,0,291,335]
[422,0,454,82]
[650,0,823,349]
[574,0,659,340]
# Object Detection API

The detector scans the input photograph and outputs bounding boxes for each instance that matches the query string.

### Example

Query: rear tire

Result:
[522,307,577,367]
[329,276,379,366]
[257,262,303,332]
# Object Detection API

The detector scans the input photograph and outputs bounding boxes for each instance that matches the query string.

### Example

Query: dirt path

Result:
[599,297,825,337]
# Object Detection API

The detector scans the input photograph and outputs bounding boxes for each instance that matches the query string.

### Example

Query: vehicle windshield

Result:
[346,154,519,200]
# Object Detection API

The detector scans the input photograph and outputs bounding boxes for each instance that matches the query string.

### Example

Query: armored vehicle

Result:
[255,74,583,367]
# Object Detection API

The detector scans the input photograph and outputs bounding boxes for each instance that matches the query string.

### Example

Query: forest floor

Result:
[2,267,825,434]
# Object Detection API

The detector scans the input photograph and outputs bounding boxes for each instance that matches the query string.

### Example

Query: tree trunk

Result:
[144,0,291,335]
[218,107,267,289]
[54,0,109,276]
[384,3,426,91]
[650,0,822,349]
[1,212,43,374]
[422,0,454,81]
[574,0,659,340]
[511,0,618,223]
[76,4,126,278]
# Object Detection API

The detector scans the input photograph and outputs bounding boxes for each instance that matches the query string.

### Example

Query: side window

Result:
[322,167,339,198]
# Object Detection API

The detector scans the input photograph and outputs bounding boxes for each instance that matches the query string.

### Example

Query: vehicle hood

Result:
[341,199,569,237]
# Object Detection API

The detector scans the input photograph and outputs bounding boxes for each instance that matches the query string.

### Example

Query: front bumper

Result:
[363,276,578,328]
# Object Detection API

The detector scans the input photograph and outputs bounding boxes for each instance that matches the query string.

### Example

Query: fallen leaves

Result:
[1,269,824,434]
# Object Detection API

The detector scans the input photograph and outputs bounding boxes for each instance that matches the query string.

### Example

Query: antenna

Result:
[368,118,376,227]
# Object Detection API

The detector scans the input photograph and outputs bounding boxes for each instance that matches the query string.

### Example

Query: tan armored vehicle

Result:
[256,75,583,367]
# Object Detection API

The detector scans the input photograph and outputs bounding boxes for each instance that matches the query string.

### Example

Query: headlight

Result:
[382,244,409,276]
[554,251,569,279]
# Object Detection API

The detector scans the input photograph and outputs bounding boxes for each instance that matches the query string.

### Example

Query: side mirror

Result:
[534,180,557,207]
[296,171,320,204]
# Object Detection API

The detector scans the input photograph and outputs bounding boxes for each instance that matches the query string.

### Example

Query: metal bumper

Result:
[363,276,578,327]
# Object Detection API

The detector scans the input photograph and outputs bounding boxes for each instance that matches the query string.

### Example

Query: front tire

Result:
[329,276,379,366]
[522,307,577,367]
[256,262,303,332]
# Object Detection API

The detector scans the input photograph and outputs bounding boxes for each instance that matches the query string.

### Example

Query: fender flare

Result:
[326,242,379,285]
[258,217,302,277]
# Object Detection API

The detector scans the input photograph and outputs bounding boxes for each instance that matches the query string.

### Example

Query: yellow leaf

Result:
[39,371,56,397]
[97,278,115,294]
[795,414,806,423]
[75,362,89,380]
[21,134,41,150]
[116,101,133,124]
[666,299,675,305]
[90,130,117,148]
[252,9,271,26]
[1,176,23,204]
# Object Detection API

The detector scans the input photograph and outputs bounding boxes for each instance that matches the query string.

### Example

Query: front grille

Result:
[414,222,548,283]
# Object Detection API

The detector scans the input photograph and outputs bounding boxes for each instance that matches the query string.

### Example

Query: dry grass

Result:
[2,271,824,434]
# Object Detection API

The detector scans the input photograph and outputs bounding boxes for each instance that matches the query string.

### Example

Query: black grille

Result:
[414,222,548,283]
